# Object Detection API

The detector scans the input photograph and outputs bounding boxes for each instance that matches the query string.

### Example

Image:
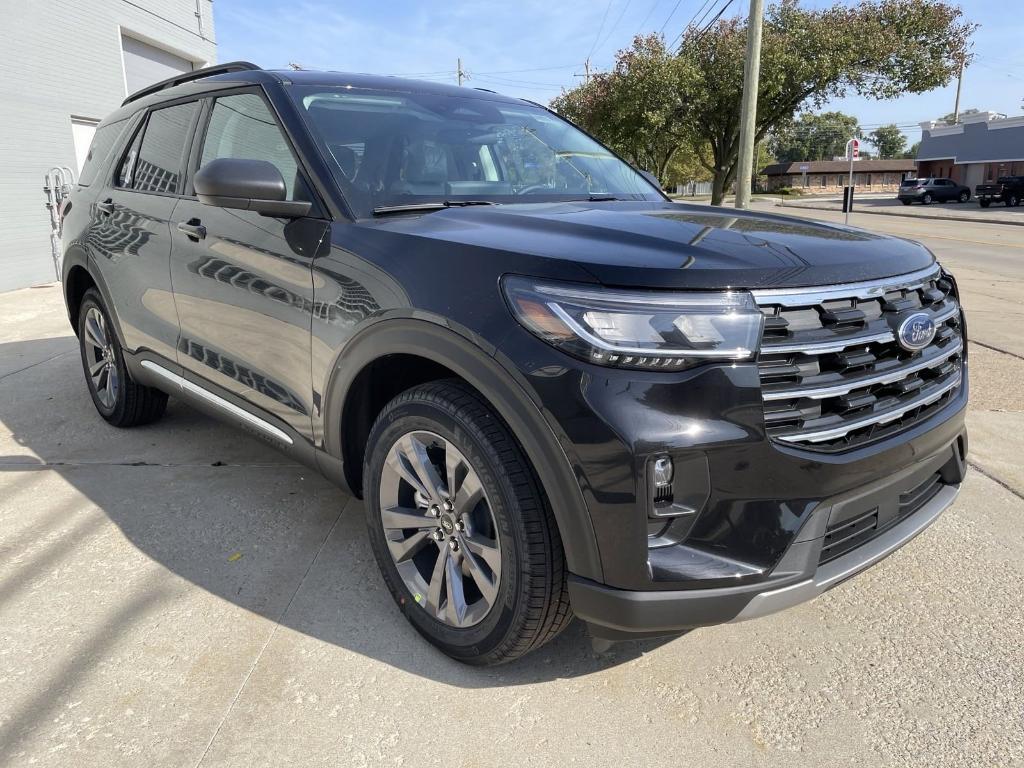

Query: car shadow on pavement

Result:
[0,336,679,688]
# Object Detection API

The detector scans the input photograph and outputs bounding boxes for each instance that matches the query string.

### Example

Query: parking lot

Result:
[1,209,1022,766]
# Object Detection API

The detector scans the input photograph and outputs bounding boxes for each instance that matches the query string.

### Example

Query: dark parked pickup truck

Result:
[975,176,1024,208]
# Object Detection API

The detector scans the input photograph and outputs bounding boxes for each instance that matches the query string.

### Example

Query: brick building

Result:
[760,159,917,193]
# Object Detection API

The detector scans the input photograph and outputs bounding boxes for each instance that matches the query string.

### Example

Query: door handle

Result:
[177,219,207,241]
[97,199,114,215]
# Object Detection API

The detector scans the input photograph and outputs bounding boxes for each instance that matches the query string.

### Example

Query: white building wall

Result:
[0,0,216,292]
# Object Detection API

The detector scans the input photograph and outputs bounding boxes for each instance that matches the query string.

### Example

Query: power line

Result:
[658,0,687,34]
[587,0,615,61]
[594,0,634,58]
[633,0,661,36]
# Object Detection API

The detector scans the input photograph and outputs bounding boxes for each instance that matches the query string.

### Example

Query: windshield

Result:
[289,86,662,217]
[900,178,923,186]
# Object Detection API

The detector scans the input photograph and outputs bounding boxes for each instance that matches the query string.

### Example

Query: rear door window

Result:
[131,102,198,194]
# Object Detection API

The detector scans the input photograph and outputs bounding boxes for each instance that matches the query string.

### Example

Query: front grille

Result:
[819,471,943,564]
[753,266,964,451]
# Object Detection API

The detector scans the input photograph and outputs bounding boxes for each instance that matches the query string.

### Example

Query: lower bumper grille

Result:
[753,266,965,451]
[819,471,944,564]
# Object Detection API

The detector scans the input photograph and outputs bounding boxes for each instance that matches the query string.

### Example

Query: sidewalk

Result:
[777,195,1024,227]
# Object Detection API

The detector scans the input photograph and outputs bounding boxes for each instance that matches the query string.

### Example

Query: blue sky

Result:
[215,0,1023,143]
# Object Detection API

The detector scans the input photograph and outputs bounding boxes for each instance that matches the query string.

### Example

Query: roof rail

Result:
[121,61,262,106]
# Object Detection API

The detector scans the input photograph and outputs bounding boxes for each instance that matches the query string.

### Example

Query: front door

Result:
[169,90,327,442]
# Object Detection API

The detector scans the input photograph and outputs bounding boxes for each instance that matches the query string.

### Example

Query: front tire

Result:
[364,380,572,665]
[980,200,991,208]
[922,193,933,205]
[1008,195,1020,208]
[77,289,167,427]
[901,199,912,206]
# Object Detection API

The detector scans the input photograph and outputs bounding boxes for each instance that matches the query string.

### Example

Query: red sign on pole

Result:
[850,138,860,160]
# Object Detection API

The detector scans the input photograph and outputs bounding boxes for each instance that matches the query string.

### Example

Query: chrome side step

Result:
[140,360,293,445]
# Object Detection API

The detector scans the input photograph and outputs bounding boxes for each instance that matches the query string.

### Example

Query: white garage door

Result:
[121,34,195,96]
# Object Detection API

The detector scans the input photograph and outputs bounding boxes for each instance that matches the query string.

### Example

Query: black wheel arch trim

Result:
[320,316,604,583]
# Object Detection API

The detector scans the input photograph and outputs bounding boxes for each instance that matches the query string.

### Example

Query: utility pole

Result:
[457,58,466,86]
[733,0,765,210]
[952,57,965,123]
[573,58,592,84]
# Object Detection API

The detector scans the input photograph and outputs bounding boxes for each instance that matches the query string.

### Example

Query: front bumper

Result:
[569,441,964,640]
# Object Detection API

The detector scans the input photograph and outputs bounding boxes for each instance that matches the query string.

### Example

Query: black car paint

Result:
[63,69,967,632]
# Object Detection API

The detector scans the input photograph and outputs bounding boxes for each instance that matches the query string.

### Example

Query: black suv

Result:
[897,177,971,205]
[61,64,968,665]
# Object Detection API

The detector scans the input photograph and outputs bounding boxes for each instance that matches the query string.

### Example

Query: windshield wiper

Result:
[586,195,620,201]
[372,200,498,216]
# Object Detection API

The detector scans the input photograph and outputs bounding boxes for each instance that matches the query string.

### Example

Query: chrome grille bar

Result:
[762,338,963,401]
[773,370,962,444]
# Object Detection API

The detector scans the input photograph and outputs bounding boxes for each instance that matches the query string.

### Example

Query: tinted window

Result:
[78,119,127,187]
[133,102,197,194]
[116,123,144,189]
[289,86,661,217]
[200,93,300,199]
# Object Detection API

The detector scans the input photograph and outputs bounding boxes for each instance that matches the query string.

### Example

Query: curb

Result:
[776,201,1024,228]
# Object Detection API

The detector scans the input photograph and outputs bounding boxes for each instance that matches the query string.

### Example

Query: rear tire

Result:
[922,193,933,205]
[980,200,991,208]
[958,191,970,203]
[77,289,167,427]
[1008,195,1020,208]
[901,199,912,206]
[363,379,572,665]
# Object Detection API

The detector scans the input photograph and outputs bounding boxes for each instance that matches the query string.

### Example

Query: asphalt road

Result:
[1,208,1022,766]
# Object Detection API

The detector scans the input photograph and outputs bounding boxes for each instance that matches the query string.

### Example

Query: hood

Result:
[358,201,935,290]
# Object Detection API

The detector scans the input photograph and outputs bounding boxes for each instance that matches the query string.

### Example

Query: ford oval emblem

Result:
[897,312,936,351]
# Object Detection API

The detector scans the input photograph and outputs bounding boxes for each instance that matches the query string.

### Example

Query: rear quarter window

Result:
[77,119,128,187]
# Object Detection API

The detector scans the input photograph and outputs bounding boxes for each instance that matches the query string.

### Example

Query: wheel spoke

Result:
[380,505,436,531]
[96,365,109,393]
[399,434,446,502]
[463,535,501,573]
[444,554,468,626]
[386,530,432,563]
[89,359,107,377]
[385,448,430,500]
[425,545,449,616]
[454,469,483,512]
[84,314,105,349]
[461,540,498,604]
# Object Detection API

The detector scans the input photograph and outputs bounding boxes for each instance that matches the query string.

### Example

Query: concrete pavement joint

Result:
[0,349,75,382]
[969,339,1024,363]
[968,461,1024,503]
[0,460,302,468]
[191,501,346,768]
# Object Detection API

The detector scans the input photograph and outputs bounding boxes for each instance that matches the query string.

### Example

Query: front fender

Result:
[319,317,604,582]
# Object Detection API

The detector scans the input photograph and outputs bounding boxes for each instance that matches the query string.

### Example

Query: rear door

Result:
[90,100,200,362]
[168,89,326,443]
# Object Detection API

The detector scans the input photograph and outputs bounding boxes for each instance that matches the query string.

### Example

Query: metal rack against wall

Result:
[43,166,76,281]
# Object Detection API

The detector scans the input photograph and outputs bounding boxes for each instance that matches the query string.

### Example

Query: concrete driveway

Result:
[2,231,1023,766]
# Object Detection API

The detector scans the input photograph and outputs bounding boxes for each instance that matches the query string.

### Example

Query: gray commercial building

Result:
[916,111,1024,189]
[1,0,217,292]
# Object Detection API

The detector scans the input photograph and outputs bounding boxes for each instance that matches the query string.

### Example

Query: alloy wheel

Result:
[83,306,119,409]
[378,430,501,628]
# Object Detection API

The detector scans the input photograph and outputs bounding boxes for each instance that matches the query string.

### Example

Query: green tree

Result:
[903,141,920,159]
[770,112,861,162]
[868,124,908,158]
[551,35,687,183]
[555,0,974,205]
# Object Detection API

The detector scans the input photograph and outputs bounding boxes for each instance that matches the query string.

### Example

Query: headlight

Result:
[502,276,764,370]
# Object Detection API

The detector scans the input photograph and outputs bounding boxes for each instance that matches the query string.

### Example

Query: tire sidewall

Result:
[78,291,127,421]
[363,395,530,661]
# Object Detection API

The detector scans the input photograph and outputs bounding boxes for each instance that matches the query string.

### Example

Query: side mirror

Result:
[194,158,312,218]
